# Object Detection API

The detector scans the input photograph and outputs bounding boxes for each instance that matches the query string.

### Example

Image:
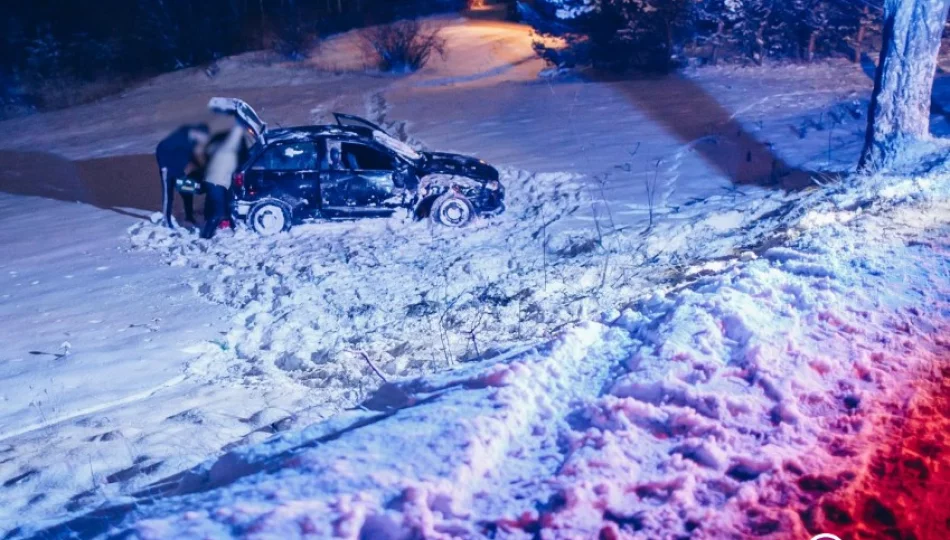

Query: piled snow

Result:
[127,167,791,410]
[88,168,949,539]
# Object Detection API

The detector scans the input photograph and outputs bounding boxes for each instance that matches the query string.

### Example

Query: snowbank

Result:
[126,165,790,416]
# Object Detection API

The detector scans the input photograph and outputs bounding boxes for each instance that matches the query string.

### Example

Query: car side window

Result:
[340,142,396,171]
[252,142,318,171]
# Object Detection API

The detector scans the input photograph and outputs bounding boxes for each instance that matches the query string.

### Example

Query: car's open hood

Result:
[208,97,267,144]
[373,131,422,162]
[420,152,499,182]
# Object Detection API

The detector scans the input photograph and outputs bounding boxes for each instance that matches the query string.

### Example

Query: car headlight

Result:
[486,180,500,191]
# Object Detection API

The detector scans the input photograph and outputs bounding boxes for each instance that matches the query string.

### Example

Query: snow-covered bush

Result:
[359,20,446,73]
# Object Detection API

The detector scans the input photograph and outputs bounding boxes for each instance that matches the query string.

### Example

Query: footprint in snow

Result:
[3,469,39,488]
[165,408,206,425]
[87,430,123,442]
[105,460,163,484]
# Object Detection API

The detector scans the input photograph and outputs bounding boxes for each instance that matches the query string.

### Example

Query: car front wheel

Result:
[430,193,475,228]
[248,199,293,236]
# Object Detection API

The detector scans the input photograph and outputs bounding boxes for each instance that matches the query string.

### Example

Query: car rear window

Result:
[253,142,318,170]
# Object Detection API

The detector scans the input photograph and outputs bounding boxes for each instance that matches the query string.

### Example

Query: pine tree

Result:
[529,0,693,71]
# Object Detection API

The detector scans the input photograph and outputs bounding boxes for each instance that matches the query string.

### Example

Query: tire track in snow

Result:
[507,210,950,538]
[107,322,632,538]
[0,373,188,443]
[458,322,634,525]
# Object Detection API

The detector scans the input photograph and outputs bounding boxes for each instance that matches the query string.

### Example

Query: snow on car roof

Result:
[264,125,370,143]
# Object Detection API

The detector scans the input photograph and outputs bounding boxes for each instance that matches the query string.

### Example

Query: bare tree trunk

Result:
[859,0,950,173]
[753,9,772,65]
[854,6,870,63]
[260,0,266,49]
[711,21,725,65]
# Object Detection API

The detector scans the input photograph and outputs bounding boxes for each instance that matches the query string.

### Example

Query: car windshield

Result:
[372,131,421,162]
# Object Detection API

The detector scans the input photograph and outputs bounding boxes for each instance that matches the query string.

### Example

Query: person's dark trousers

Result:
[201,184,228,239]
[203,187,214,221]
[158,161,195,228]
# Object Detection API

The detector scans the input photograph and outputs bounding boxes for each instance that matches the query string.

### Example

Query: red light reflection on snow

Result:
[806,362,950,540]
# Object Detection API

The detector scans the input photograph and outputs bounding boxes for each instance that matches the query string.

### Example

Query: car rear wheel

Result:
[430,193,475,228]
[248,200,292,236]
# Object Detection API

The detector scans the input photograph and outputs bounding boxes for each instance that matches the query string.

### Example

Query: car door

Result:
[248,141,320,211]
[320,139,400,217]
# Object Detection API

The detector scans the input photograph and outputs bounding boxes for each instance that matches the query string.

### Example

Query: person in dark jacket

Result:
[156,124,209,228]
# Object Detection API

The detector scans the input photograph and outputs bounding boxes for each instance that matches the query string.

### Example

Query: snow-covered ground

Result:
[38,157,950,540]
[1,15,948,540]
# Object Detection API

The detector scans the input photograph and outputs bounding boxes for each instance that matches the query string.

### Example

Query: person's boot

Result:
[200,221,215,240]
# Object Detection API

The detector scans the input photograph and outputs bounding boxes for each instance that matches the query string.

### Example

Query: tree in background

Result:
[524,0,693,72]
[523,0,887,70]
[0,0,465,115]
[272,0,318,60]
[860,0,950,172]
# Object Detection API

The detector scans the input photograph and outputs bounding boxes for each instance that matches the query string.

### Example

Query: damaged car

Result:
[208,97,505,235]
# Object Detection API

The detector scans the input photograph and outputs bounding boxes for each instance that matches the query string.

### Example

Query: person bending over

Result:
[155,124,209,228]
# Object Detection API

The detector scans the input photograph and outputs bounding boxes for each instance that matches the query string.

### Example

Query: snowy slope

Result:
[0,195,227,520]
[0,197,338,536]
[51,161,950,539]
[1,15,948,539]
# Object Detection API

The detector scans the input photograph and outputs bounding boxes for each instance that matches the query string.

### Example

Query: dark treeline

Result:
[525,0,889,72]
[0,0,462,110]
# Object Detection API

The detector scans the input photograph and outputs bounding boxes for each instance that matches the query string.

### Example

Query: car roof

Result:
[264,124,374,144]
